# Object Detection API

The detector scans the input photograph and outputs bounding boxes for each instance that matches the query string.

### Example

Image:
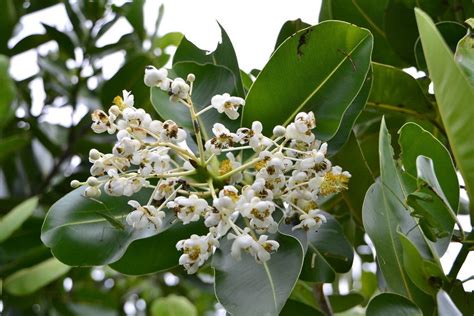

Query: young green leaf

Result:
[0,197,38,243]
[366,293,422,316]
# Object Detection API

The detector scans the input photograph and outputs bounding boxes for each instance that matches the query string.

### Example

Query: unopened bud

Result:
[85,186,101,198]
[273,125,286,137]
[87,176,100,187]
[70,180,81,188]
[89,148,101,161]
[187,73,195,82]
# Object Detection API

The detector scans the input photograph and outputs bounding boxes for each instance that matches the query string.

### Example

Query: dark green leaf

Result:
[0,134,31,164]
[300,211,353,283]
[174,24,244,97]
[9,34,51,56]
[151,61,238,138]
[0,197,38,243]
[280,299,323,316]
[212,232,304,316]
[242,21,373,140]
[41,187,156,266]
[362,118,434,313]
[327,67,372,154]
[110,221,207,275]
[415,8,474,225]
[124,0,146,42]
[398,231,445,294]
[319,0,404,66]
[274,19,311,50]
[328,292,364,313]
[0,55,16,128]
[366,293,422,316]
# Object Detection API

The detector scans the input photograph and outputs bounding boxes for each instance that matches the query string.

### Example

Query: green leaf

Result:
[110,221,207,275]
[398,122,459,212]
[0,55,16,128]
[4,258,71,296]
[319,0,404,66]
[415,21,466,74]
[398,231,445,294]
[9,34,51,56]
[0,197,38,243]
[155,32,183,50]
[367,62,432,115]
[280,299,323,316]
[454,18,474,85]
[366,293,422,316]
[0,134,31,165]
[150,295,197,316]
[124,0,145,42]
[41,187,156,266]
[212,232,304,316]
[173,24,244,97]
[328,292,364,313]
[415,8,474,225]
[331,133,375,225]
[448,280,474,315]
[300,211,353,283]
[362,118,434,313]
[42,23,76,59]
[437,290,462,316]
[274,19,311,50]
[151,62,238,138]
[0,0,18,54]
[327,67,372,154]
[242,21,373,140]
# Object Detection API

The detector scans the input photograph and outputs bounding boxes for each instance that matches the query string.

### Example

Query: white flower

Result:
[255,235,279,263]
[176,233,219,274]
[292,209,327,231]
[131,148,171,177]
[126,200,166,230]
[285,111,316,144]
[170,77,190,99]
[113,137,141,158]
[211,93,245,120]
[144,66,169,89]
[228,230,259,261]
[121,90,135,108]
[153,178,178,201]
[238,196,277,233]
[249,121,272,151]
[219,153,242,184]
[104,177,147,196]
[159,120,187,143]
[167,194,208,224]
[91,110,115,134]
[205,123,236,154]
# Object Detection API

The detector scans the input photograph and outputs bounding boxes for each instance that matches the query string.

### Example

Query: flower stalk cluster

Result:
[72,66,351,274]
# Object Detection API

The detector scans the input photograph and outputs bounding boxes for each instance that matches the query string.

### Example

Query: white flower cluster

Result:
[72,66,351,274]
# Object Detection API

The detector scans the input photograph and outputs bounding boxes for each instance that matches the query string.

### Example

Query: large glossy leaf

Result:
[454,18,474,85]
[212,232,304,316]
[398,122,459,211]
[274,19,311,50]
[0,55,16,128]
[328,292,364,313]
[242,21,373,140]
[415,8,474,224]
[327,67,372,154]
[280,299,323,316]
[41,187,156,266]
[173,24,244,97]
[4,258,71,296]
[151,61,238,138]
[398,231,445,295]
[366,293,422,316]
[0,197,38,243]
[437,290,462,316]
[300,211,353,283]
[362,119,434,313]
[368,63,432,115]
[110,221,207,275]
[319,0,403,66]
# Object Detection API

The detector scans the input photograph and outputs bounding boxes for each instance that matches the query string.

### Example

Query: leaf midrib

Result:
[282,33,371,127]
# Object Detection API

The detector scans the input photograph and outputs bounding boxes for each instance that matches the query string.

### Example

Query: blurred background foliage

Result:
[0,0,218,315]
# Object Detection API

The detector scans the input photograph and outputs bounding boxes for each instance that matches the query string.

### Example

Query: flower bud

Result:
[70,180,81,188]
[87,176,100,187]
[272,125,286,137]
[187,73,195,82]
[89,148,101,161]
[84,186,101,198]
